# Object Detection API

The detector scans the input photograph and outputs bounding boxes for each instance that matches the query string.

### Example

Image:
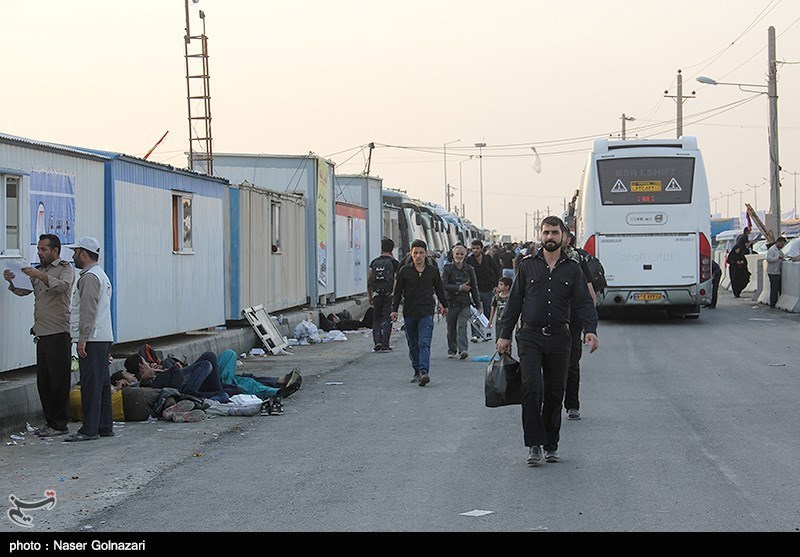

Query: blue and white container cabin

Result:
[0,132,106,373]
[214,153,336,307]
[224,181,307,320]
[68,148,230,344]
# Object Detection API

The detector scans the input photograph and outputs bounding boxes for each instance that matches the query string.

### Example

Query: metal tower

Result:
[184,2,213,175]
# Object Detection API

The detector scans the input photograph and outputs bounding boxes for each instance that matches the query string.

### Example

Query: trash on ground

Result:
[769,363,787,366]
[325,381,344,385]
[249,347,266,356]
[460,509,494,517]
[471,355,493,362]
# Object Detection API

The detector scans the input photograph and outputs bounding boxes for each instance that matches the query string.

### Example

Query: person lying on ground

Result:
[319,306,374,331]
[72,376,202,423]
[124,351,229,402]
[217,350,302,399]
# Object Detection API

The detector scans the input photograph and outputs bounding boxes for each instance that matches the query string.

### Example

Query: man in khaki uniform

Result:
[3,234,75,437]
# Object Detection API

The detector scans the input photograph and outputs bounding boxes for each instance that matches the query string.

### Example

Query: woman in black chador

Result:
[726,244,750,298]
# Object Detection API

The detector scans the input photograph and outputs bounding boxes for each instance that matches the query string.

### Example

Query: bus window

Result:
[597,157,695,206]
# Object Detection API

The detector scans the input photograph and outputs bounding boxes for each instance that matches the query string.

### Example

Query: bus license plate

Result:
[633,292,663,301]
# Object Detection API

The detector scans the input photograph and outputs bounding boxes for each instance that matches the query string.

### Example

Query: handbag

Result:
[484,351,522,407]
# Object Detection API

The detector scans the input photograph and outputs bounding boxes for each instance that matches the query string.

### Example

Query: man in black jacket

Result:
[441,244,481,360]
[466,239,500,323]
[391,239,448,386]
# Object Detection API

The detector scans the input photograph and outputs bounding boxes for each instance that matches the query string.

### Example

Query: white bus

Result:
[575,136,713,318]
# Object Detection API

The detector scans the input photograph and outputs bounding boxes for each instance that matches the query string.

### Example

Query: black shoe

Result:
[418,373,430,387]
[99,431,115,438]
[278,369,302,398]
[373,343,382,352]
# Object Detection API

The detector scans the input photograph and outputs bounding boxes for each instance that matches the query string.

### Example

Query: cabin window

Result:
[172,192,193,253]
[271,201,281,254]
[1,175,21,256]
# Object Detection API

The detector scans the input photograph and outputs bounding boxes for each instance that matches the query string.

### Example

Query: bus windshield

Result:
[597,157,695,206]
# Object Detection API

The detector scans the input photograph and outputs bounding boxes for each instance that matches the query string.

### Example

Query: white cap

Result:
[67,236,100,255]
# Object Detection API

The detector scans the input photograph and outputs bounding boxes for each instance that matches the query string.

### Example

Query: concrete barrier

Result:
[743,254,763,294]
[751,258,766,301]
[777,261,800,312]
[717,251,731,291]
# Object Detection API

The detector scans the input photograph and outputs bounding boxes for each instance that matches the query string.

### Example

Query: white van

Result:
[575,137,713,318]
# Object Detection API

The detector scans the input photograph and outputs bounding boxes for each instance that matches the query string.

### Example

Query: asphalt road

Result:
[2,291,800,535]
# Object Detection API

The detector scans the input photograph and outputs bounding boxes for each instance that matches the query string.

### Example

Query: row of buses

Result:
[381,188,491,260]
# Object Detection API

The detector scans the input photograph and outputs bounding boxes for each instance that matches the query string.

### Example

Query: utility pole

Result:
[767,26,781,238]
[444,139,460,211]
[664,69,696,138]
[365,142,375,175]
[475,142,487,228]
[621,114,635,140]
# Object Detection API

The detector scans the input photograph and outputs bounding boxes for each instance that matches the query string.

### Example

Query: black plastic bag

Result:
[484,352,522,407]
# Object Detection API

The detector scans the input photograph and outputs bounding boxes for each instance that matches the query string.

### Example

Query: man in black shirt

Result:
[368,238,401,352]
[391,239,448,386]
[497,216,599,467]
[466,239,500,322]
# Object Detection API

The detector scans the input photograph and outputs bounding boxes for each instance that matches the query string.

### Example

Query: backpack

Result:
[577,249,607,293]
[370,256,395,294]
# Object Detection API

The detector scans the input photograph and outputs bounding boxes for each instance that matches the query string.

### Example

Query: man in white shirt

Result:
[765,237,787,308]
[64,236,114,442]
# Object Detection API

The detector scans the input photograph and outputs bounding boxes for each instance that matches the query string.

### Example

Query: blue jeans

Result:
[403,314,434,374]
[180,352,229,402]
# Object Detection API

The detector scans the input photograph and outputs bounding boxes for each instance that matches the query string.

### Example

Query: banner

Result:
[29,171,75,264]
[316,157,329,288]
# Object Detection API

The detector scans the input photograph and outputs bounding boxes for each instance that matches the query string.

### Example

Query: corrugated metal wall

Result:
[227,184,306,319]
[113,172,226,343]
[0,141,105,373]
[214,154,337,306]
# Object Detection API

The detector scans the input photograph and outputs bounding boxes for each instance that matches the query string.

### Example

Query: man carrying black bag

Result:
[496,216,599,467]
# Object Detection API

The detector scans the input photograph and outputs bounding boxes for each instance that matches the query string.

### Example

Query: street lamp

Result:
[475,142,487,228]
[458,156,474,218]
[696,26,781,237]
[731,189,745,218]
[443,138,460,211]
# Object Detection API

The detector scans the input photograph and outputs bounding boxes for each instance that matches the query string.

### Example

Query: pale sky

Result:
[2,0,799,239]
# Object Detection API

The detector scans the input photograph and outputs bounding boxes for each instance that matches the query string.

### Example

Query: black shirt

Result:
[441,262,481,308]
[392,261,448,318]
[499,249,598,339]
[466,253,500,292]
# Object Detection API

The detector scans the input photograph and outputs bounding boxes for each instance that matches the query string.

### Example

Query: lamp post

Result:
[697,26,781,237]
[475,142,487,228]
[458,156,474,218]
[745,182,761,211]
[443,138,460,212]
[731,189,746,219]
